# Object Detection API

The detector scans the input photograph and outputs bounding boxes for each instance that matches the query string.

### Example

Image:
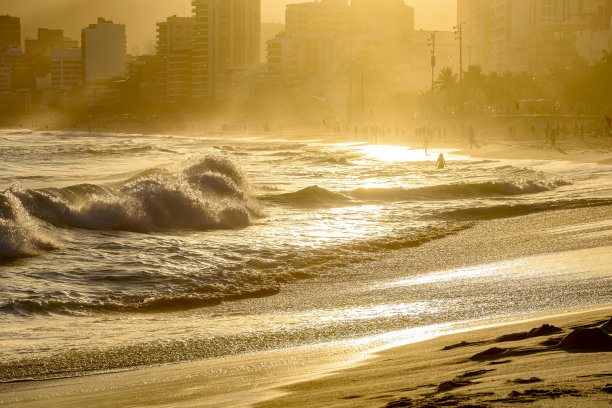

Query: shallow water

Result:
[0,130,611,381]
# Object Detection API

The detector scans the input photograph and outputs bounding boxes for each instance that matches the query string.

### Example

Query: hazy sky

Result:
[0,0,457,50]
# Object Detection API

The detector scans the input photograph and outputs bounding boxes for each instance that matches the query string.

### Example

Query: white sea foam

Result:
[0,191,58,258]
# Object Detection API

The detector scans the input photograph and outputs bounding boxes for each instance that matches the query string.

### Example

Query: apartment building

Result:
[459,0,612,75]
[191,0,260,102]
[157,16,192,104]
[0,15,20,52]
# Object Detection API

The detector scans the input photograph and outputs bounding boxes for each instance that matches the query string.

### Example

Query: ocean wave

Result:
[440,198,612,220]
[1,153,260,234]
[261,178,571,208]
[261,185,352,207]
[314,155,353,166]
[0,221,470,315]
[75,145,178,156]
[245,143,304,152]
[0,192,58,258]
[349,179,571,201]
[0,284,280,315]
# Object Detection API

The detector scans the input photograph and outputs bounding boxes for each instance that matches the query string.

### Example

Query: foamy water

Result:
[1,129,611,382]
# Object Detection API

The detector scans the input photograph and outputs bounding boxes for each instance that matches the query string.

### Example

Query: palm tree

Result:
[599,50,612,108]
[435,67,458,93]
[461,65,486,108]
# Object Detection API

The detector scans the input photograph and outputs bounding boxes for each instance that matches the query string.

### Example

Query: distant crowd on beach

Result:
[319,116,611,151]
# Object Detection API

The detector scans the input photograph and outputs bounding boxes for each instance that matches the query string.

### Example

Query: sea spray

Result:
[6,153,261,233]
[0,191,58,258]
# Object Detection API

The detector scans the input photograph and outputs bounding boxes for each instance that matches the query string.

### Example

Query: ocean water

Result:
[0,129,611,382]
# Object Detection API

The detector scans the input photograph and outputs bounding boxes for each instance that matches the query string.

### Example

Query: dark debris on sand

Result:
[600,317,612,334]
[408,320,612,408]
[558,328,612,351]
[442,340,487,351]
[495,324,562,342]
[458,369,495,379]
[495,387,582,403]
[470,347,508,361]
[437,379,478,393]
[488,359,512,365]
[443,324,563,352]
[509,377,543,384]
[384,393,492,408]
[437,369,494,393]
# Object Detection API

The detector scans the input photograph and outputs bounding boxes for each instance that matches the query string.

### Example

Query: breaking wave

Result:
[263,178,571,207]
[0,221,470,315]
[0,192,58,258]
[0,153,260,239]
[350,179,571,201]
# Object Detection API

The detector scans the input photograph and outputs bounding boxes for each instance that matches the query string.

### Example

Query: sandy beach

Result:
[1,133,611,407]
[257,306,612,408]
[2,306,610,407]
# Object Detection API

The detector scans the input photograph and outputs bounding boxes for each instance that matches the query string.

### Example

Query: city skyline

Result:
[0,0,457,50]
[1,0,610,114]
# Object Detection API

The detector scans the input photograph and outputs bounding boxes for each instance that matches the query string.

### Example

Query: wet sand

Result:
[257,306,612,408]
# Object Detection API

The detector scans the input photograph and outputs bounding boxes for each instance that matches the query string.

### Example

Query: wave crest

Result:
[262,185,351,207]
[0,192,58,258]
[2,153,260,234]
[262,177,570,208]
[350,179,571,202]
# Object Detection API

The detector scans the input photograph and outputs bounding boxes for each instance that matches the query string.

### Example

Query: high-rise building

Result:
[0,63,10,94]
[191,0,261,102]
[125,55,159,107]
[51,47,82,107]
[51,48,82,91]
[261,23,285,62]
[0,15,20,52]
[267,0,416,86]
[350,0,414,39]
[26,28,78,79]
[286,0,349,35]
[0,45,34,93]
[459,0,612,74]
[82,18,126,82]
[26,29,78,58]
[157,16,192,104]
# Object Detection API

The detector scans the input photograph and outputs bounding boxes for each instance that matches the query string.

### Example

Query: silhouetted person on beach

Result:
[545,124,550,144]
[550,128,557,147]
[468,125,476,149]
[436,153,446,169]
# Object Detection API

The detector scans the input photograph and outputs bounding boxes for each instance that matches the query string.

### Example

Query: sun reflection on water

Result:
[357,144,427,162]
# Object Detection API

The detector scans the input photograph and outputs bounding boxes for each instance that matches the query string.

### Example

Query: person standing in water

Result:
[436,153,447,169]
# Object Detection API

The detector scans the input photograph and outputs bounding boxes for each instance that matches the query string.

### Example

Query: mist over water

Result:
[1,129,611,381]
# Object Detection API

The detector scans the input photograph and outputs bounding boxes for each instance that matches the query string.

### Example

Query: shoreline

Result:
[256,305,612,408]
[1,129,611,406]
[1,305,610,407]
[3,124,611,166]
